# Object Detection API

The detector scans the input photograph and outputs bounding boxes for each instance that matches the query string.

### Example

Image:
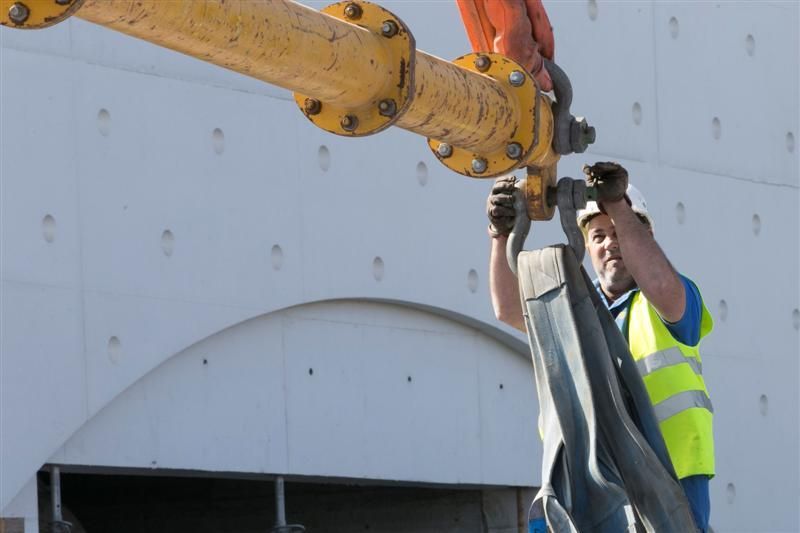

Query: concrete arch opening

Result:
[42,300,542,531]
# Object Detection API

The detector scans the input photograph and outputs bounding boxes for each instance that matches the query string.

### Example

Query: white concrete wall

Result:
[1,1,798,532]
[48,301,540,486]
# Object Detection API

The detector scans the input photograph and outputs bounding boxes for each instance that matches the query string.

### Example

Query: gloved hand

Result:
[582,162,629,210]
[487,175,518,238]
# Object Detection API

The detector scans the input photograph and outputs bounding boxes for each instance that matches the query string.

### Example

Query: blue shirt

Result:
[594,275,703,346]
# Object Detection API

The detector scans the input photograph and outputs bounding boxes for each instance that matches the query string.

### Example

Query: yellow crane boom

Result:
[2,0,594,220]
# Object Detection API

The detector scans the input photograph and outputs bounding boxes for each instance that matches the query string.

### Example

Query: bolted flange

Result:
[293,1,415,137]
[427,52,555,178]
[2,0,84,28]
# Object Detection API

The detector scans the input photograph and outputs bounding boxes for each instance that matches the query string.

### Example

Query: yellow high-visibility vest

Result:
[627,290,715,479]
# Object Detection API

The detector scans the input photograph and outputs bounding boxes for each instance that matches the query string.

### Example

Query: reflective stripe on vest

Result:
[627,287,715,478]
[635,346,703,378]
[652,389,714,422]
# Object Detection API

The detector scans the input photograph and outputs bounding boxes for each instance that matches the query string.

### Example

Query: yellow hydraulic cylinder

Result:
[1,0,569,219]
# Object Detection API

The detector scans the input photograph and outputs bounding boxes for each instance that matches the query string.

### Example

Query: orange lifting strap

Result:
[456,0,555,91]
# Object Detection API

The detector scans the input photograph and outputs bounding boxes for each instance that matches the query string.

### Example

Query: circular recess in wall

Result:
[308,368,314,376]
[793,309,799,330]
[675,202,686,225]
[212,128,225,154]
[108,336,122,363]
[787,132,795,153]
[669,17,679,39]
[42,214,56,243]
[745,34,755,56]
[318,145,331,172]
[711,117,721,140]
[759,394,768,416]
[372,256,385,281]
[407,376,412,383]
[271,244,284,271]
[416,161,429,186]
[726,483,736,504]
[467,269,479,293]
[161,230,175,257]
[718,299,728,322]
[751,214,761,236]
[97,109,111,136]
[632,102,642,125]
[587,0,598,21]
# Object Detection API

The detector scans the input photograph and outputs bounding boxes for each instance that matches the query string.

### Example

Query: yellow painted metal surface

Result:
[293,1,415,137]
[72,0,520,155]
[402,52,518,156]
[77,0,393,109]
[425,52,549,178]
[1,0,83,28]
[524,166,558,221]
[10,0,563,191]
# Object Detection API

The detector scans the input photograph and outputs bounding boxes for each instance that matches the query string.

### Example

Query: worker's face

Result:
[586,215,634,298]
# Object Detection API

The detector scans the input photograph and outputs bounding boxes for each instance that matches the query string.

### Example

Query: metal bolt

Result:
[303,98,321,116]
[505,142,523,159]
[8,2,30,24]
[581,123,597,145]
[343,3,362,20]
[381,20,399,38]
[471,158,488,174]
[437,143,453,158]
[341,114,359,132]
[474,55,491,72]
[508,70,526,87]
[378,99,397,117]
[570,116,596,153]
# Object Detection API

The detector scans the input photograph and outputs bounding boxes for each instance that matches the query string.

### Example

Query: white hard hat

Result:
[576,184,654,230]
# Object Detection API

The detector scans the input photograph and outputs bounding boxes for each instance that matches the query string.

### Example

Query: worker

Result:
[486,162,715,532]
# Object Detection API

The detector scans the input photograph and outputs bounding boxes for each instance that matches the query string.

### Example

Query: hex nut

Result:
[505,142,523,159]
[378,99,397,117]
[304,98,322,116]
[474,55,491,72]
[437,143,453,158]
[381,20,399,38]
[471,158,488,174]
[341,114,359,131]
[343,3,362,20]
[8,2,30,24]
[508,70,526,87]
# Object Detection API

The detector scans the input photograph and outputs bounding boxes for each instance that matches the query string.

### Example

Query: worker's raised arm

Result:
[487,177,526,332]
[604,200,685,322]
[585,163,686,323]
